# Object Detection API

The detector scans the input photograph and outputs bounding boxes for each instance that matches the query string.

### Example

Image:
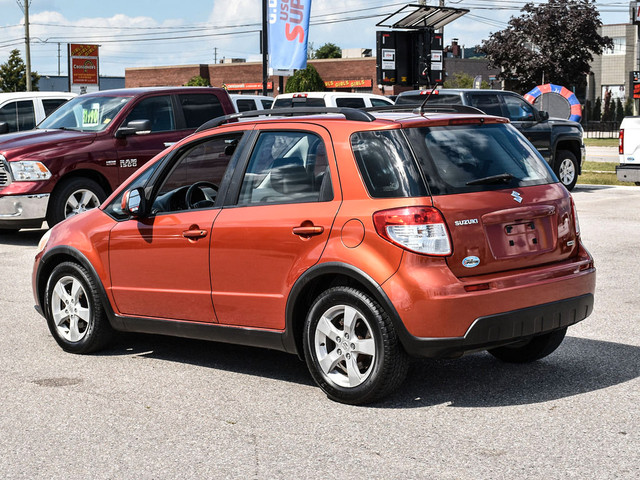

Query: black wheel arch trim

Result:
[283,261,408,356]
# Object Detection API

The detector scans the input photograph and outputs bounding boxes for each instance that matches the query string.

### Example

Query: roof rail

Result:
[196,106,376,133]
[364,104,485,115]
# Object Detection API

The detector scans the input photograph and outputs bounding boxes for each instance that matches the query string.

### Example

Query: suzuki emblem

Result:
[511,191,523,203]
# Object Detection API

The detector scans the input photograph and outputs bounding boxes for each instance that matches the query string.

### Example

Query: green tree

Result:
[184,75,210,87]
[0,49,39,92]
[284,64,325,93]
[614,98,623,123]
[480,0,612,92]
[624,96,634,116]
[592,97,601,121]
[314,43,341,59]
[444,72,490,89]
[602,89,614,122]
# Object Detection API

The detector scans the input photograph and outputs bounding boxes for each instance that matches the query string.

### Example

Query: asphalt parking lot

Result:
[0,184,638,479]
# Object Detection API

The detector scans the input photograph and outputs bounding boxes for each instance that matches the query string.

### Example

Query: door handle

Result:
[182,228,207,239]
[292,225,324,237]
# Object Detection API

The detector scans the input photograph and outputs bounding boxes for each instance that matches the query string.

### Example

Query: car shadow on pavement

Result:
[380,336,640,409]
[104,333,315,386]
[102,334,639,408]
[0,228,46,246]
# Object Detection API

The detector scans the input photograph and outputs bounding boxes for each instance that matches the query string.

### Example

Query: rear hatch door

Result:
[404,120,578,277]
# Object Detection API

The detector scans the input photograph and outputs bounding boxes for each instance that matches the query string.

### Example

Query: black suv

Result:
[395,89,585,190]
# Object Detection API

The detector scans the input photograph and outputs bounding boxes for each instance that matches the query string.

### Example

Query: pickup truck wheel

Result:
[44,261,113,354]
[488,327,567,363]
[47,178,107,226]
[635,182,640,186]
[303,286,409,405]
[554,150,578,191]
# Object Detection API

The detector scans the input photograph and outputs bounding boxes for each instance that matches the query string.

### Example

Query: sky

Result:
[0,0,631,78]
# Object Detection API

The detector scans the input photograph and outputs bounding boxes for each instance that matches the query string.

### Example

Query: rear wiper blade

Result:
[466,173,514,186]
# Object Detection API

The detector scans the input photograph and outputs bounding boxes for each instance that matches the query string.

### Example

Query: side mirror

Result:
[121,187,147,217]
[0,122,9,134]
[115,119,152,138]
[538,110,549,121]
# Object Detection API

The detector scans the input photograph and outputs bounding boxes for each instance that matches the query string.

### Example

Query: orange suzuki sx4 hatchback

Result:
[33,106,595,404]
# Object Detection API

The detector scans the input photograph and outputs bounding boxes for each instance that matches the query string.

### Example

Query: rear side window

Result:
[273,97,325,108]
[467,94,504,117]
[405,123,555,195]
[179,93,224,128]
[42,98,70,117]
[236,99,257,112]
[0,100,35,132]
[351,130,427,198]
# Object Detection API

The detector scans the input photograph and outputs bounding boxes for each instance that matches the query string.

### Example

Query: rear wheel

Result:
[44,261,113,353]
[303,286,409,405]
[554,150,578,191]
[488,327,567,363]
[47,177,107,226]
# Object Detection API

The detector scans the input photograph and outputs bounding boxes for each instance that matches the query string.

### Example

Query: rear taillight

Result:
[570,196,580,236]
[373,206,452,256]
[619,129,624,155]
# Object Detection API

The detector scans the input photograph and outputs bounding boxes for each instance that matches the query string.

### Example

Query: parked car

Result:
[0,87,235,232]
[0,91,75,134]
[273,91,394,109]
[395,88,585,190]
[33,106,595,404]
[616,116,640,185]
[230,94,273,112]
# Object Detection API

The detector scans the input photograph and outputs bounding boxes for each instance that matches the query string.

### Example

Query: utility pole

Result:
[261,0,268,96]
[57,43,61,76]
[213,47,218,64]
[18,0,33,91]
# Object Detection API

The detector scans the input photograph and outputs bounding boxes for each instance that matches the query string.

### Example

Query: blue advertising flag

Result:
[267,0,312,71]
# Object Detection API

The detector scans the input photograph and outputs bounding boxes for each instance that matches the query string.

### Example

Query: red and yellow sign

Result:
[69,44,99,86]
[324,79,372,89]
[225,82,273,91]
[71,58,99,84]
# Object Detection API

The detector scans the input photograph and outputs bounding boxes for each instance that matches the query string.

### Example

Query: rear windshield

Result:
[405,123,555,195]
[395,93,462,106]
[273,97,325,108]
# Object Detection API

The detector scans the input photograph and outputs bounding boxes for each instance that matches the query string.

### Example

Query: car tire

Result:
[303,286,409,405]
[488,327,567,363]
[554,150,578,191]
[0,229,19,235]
[44,261,113,354]
[47,177,107,227]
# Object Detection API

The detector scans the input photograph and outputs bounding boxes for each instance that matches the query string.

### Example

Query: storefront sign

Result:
[68,43,99,94]
[225,82,274,91]
[268,0,312,70]
[632,71,640,99]
[324,79,373,89]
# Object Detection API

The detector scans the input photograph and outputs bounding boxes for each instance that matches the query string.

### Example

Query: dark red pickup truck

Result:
[0,87,235,231]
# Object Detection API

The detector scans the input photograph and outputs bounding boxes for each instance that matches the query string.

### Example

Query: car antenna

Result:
[416,81,443,115]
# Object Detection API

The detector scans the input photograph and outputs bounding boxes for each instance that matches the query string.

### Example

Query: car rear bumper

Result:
[398,293,593,358]
[616,164,640,183]
[0,193,49,228]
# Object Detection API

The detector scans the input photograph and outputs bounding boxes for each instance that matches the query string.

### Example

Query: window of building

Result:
[604,37,625,55]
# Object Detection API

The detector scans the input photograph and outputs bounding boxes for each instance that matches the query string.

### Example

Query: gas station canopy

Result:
[376,4,469,30]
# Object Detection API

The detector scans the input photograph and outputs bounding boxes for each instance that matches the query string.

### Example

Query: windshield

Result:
[405,123,556,195]
[38,95,132,132]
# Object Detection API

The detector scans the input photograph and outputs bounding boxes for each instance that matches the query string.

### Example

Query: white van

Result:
[230,94,274,112]
[0,91,76,134]
[272,92,393,109]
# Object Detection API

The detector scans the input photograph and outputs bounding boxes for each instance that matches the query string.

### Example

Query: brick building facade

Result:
[125,57,499,96]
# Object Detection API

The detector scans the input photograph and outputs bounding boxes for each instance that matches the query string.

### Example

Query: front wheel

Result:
[488,327,567,363]
[47,177,107,227]
[44,261,113,354]
[303,286,409,405]
[554,150,578,191]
